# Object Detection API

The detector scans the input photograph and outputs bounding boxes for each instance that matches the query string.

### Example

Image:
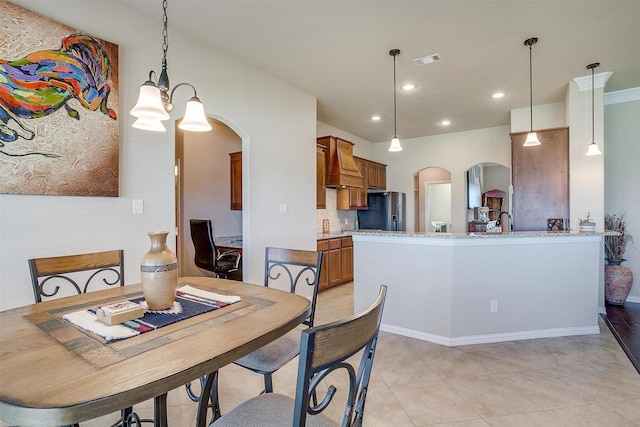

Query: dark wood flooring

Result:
[602,301,640,374]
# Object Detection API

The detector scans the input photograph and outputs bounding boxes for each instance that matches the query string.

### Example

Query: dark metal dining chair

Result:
[28,249,153,427]
[211,285,387,427]
[190,219,241,278]
[29,249,125,302]
[233,247,324,393]
[185,247,323,426]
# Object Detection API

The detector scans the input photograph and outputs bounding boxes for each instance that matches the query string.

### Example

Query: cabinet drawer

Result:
[328,238,341,250]
[341,236,353,247]
[317,240,329,252]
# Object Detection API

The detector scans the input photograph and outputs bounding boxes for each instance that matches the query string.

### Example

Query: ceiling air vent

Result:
[413,53,441,66]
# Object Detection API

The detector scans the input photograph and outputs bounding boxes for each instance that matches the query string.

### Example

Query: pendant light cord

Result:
[393,53,397,138]
[528,42,533,132]
[591,66,595,142]
[162,0,168,69]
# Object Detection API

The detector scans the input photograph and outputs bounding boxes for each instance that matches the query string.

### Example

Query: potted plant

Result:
[604,211,633,305]
[579,212,595,232]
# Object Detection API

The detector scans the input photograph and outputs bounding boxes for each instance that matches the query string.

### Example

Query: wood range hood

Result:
[317,136,363,188]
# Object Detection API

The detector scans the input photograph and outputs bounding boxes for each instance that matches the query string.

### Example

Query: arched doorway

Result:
[175,118,242,277]
[415,167,452,232]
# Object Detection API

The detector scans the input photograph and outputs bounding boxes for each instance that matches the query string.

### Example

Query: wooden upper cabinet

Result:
[229,151,242,210]
[317,136,363,188]
[510,127,569,231]
[316,144,327,209]
[367,160,386,190]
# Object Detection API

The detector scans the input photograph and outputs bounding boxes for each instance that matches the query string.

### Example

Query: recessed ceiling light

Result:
[413,53,442,66]
[492,92,505,99]
[440,120,451,126]
[401,83,416,91]
[371,115,381,121]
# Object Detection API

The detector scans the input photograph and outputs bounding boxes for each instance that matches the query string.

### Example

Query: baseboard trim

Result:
[626,295,640,304]
[381,323,601,347]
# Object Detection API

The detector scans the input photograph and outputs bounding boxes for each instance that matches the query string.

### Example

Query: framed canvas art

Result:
[0,0,119,196]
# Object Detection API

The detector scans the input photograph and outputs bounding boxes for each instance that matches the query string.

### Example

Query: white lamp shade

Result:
[132,117,167,132]
[130,84,170,120]
[178,98,212,132]
[523,131,541,147]
[585,141,602,156]
[388,136,403,152]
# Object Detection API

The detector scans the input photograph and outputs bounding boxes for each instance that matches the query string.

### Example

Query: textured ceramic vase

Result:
[604,260,633,305]
[141,231,178,310]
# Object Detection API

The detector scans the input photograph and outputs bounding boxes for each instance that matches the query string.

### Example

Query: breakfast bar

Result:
[352,231,606,346]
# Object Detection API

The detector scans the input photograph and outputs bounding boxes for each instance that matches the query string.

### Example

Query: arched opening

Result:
[175,117,243,277]
[415,167,452,232]
[465,163,511,232]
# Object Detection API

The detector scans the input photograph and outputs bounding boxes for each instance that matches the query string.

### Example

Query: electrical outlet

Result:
[490,299,498,313]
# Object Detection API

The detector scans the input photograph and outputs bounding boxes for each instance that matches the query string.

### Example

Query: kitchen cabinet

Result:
[340,236,353,282]
[336,157,386,210]
[328,238,342,288]
[229,151,242,210]
[317,236,353,290]
[367,160,386,190]
[316,144,326,209]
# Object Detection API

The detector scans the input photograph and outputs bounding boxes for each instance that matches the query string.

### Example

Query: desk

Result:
[0,277,310,426]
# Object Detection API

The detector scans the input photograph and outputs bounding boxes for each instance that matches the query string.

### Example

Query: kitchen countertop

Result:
[215,235,243,249]
[351,230,617,239]
[317,232,353,240]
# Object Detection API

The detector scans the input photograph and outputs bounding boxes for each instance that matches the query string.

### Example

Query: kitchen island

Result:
[352,230,607,346]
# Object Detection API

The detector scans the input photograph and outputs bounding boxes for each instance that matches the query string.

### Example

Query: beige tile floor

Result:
[4,282,639,426]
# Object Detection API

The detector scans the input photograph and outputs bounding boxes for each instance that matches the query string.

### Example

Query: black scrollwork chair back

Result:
[212,285,387,427]
[29,250,125,302]
[28,249,153,426]
[190,219,241,278]
[233,247,324,394]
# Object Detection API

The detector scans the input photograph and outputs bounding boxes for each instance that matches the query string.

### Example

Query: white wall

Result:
[604,93,640,302]
[371,126,512,233]
[0,1,317,310]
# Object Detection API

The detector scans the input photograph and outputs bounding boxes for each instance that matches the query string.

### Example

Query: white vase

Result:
[141,231,178,310]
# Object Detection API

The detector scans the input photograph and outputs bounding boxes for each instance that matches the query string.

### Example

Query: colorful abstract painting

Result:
[0,0,119,196]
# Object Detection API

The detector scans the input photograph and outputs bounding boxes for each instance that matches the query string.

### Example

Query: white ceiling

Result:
[120,0,640,144]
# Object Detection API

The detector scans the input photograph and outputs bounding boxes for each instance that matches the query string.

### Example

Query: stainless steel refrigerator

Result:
[358,191,406,231]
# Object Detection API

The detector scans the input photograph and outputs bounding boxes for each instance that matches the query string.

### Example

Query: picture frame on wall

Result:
[0,1,119,197]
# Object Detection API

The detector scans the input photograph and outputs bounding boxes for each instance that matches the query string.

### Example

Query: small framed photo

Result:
[547,218,565,231]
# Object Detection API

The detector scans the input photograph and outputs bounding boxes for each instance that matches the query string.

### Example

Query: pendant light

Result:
[523,38,540,147]
[130,0,212,132]
[585,62,603,156]
[388,49,403,152]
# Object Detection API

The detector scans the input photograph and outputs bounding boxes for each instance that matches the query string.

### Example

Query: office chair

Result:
[190,219,241,278]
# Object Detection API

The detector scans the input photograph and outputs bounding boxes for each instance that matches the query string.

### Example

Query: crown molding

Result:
[573,71,613,91]
[604,87,640,105]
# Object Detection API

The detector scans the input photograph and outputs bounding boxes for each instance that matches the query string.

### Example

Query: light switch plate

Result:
[133,199,144,214]
[279,203,287,214]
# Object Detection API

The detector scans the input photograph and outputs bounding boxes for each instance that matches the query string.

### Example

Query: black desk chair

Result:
[212,285,387,427]
[190,219,241,278]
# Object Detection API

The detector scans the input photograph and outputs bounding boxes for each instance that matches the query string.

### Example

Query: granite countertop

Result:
[351,230,617,239]
[317,231,353,240]
[215,235,243,248]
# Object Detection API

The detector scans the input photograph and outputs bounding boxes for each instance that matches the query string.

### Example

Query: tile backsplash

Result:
[316,188,357,234]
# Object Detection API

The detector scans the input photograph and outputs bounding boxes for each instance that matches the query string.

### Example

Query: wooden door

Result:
[316,144,326,209]
[511,127,569,231]
[340,236,353,282]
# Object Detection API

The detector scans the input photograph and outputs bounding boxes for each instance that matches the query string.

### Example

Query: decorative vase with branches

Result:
[604,211,633,305]
[604,211,633,264]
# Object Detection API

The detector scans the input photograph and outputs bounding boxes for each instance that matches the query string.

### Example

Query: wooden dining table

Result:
[0,277,311,426]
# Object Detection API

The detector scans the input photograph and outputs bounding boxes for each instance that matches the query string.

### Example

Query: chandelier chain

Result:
[162,0,169,66]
